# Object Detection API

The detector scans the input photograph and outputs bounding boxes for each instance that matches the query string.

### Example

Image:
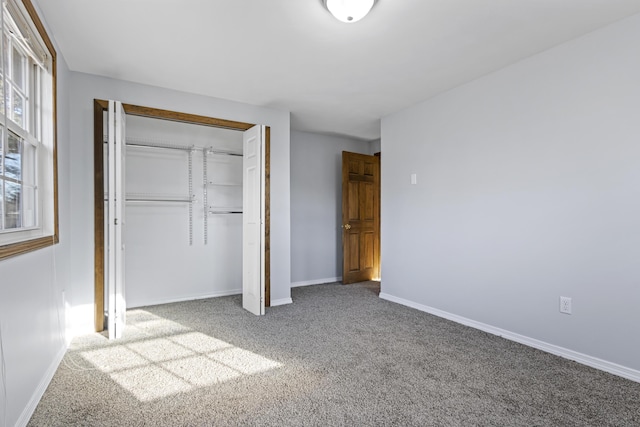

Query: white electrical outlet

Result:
[560,296,572,314]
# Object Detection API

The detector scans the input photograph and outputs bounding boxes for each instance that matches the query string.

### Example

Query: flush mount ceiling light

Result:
[323,0,378,23]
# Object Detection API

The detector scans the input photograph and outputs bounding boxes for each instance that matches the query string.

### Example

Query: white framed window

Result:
[0,0,56,258]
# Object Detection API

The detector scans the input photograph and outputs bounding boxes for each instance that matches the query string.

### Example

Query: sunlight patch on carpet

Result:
[163,356,242,387]
[79,309,282,402]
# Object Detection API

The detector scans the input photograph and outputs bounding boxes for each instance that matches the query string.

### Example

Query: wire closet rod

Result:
[104,193,194,203]
[204,147,243,157]
[103,135,194,151]
[102,199,194,203]
[209,210,243,215]
[127,198,193,203]
[126,139,194,152]
[103,136,193,151]
[104,136,243,157]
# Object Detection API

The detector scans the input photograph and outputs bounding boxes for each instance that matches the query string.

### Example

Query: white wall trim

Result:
[124,288,293,312]
[291,277,342,287]
[379,292,640,384]
[270,297,293,306]
[128,289,242,309]
[16,343,67,427]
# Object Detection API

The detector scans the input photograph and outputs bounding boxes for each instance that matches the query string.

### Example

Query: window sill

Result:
[0,234,58,260]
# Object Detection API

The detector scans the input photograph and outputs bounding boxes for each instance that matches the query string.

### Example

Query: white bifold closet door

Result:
[242,125,266,316]
[106,100,127,339]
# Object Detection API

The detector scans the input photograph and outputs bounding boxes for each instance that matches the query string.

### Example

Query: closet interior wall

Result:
[112,115,244,308]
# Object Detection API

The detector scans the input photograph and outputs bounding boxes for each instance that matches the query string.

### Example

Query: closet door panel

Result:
[106,100,127,339]
[242,125,265,316]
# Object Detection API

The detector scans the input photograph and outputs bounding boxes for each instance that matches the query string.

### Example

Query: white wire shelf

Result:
[104,193,195,203]
[209,207,243,215]
[208,182,242,186]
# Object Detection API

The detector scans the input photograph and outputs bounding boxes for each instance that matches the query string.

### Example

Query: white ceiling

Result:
[35,0,640,141]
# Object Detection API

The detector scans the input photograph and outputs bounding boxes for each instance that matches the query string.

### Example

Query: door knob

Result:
[344,224,351,230]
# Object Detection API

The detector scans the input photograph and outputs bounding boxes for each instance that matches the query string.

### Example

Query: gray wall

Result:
[0,7,72,425]
[369,138,381,155]
[290,131,370,285]
[380,14,640,375]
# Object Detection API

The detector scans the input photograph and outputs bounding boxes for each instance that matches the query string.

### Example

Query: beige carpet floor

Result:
[29,282,640,426]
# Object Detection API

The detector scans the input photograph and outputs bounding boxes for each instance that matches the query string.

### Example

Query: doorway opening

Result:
[93,99,271,332]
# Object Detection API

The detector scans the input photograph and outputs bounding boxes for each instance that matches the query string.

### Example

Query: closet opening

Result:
[93,99,271,333]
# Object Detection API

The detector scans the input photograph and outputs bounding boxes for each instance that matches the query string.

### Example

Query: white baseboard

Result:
[128,289,242,309]
[379,292,640,383]
[270,297,293,307]
[118,291,294,311]
[16,343,67,427]
[291,277,342,287]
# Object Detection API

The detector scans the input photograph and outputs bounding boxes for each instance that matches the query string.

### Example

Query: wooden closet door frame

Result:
[93,99,271,331]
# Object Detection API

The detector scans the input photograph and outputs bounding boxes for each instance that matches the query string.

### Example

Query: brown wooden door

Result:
[342,151,380,284]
